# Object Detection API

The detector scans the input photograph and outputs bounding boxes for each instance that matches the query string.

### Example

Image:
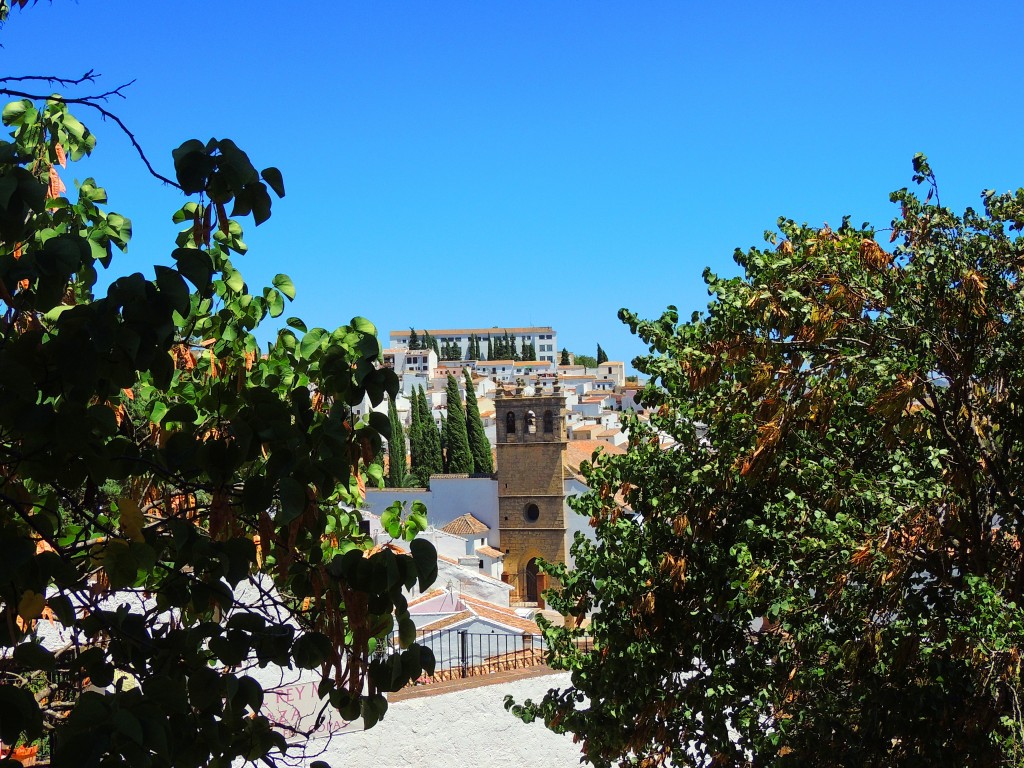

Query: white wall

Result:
[564,477,596,570]
[299,672,581,768]
[428,476,499,536]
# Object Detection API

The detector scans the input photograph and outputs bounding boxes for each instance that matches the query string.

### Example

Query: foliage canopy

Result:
[512,157,1024,767]
[0,90,436,766]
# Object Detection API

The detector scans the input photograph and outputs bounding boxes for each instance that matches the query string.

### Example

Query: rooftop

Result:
[392,326,555,338]
[441,513,490,536]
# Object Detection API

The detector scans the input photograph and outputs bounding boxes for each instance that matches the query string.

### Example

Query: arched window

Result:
[524,503,540,522]
[506,411,516,435]
[526,410,536,434]
[543,410,554,433]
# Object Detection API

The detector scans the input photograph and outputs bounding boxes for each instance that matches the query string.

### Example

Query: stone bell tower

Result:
[494,380,567,604]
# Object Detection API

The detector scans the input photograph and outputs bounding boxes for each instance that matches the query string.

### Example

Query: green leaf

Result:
[273,274,296,300]
[278,477,307,524]
[172,248,214,291]
[13,641,55,672]
[409,539,438,592]
[155,266,190,315]
[0,685,42,743]
[351,316,377,336]
[2,99,31,125]
[369,411,391,440]
[224,266,245,293]
[398,615,416,649]
[265,288,284,318]
[299,328,325,360]
[261,167,285,197]
[149,401,169,424]
[292,632,332,669]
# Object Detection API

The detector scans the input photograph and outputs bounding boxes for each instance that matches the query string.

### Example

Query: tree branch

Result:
[0,70,97,87]
[0,81,182,189]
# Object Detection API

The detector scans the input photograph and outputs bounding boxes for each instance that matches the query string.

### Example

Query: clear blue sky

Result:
[5,1,1024,367]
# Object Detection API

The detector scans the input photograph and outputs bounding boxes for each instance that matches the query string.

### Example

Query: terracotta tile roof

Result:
[563,439,625,475]
[413,588,540,634]
[460,594,541,634]
[440,513,490,536]
[408,588,448,607]
[475,545,505,559]
[418,611,474,632]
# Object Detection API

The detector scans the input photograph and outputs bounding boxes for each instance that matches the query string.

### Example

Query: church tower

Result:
[494,381,567,604]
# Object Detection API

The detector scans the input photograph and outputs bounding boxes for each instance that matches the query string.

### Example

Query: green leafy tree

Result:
[0,84,437,766]
[512,157,1024,767]
[560,348,570,365]
[486,334,492,360]
[442,374,473,474]
[574,353,597,369]
[596,343,608,364]
[463,369,493,474]
[407,327,420,350]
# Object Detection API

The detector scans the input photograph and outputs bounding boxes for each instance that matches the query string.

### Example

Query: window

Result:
[526,410,536,434]
[524,503,540,522]
[506,412,516,434]
[543,410,554,433]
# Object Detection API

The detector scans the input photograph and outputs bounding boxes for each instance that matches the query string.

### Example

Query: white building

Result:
[390,326,559,364]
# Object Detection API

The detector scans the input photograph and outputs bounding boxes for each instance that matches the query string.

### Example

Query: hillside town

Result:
[353,325,645,611]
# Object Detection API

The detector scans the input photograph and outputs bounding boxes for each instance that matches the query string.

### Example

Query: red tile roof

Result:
[475,545,505,559]
[418,593,540,634]
[440,513,490,535]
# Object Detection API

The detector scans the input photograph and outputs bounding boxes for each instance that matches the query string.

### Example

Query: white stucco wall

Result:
[564,477,596,570]
[425,476,500,536]
[292,672,582,768]
[364,477,499,541]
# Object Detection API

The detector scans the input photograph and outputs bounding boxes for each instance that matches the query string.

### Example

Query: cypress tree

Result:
[407,387,423,483]
[386,394,408,487]
[486,335,492,361]
[418,387,443,476]
[463,369,493,474]
[443,374,473,474]
[597,343,608,364]
[560,348,570,365]
[408,328,420,350]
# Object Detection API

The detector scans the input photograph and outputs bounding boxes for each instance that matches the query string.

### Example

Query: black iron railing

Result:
[378,628,593,684]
